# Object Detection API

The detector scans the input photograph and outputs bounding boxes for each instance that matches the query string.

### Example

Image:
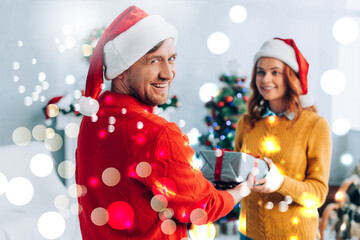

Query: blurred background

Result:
[1,0,359,239]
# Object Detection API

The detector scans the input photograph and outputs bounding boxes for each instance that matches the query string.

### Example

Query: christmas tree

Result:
[198,73,250,150]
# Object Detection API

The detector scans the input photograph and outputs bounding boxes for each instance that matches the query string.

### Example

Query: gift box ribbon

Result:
[214,149,232,181]
[214,150,259,182]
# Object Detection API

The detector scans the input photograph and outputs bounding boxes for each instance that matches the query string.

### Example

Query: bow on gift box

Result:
[199,150,269,189]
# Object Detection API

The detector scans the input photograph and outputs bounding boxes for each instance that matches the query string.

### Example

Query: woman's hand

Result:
[252,157,284,193]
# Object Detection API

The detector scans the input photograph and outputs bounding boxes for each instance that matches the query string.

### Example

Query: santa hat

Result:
[253,38,309,95]
[78,6,178,116]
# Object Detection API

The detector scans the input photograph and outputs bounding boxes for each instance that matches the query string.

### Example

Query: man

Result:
[76,6,255,239]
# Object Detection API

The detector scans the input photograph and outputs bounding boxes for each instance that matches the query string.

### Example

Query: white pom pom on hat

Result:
[78,6,178,116]
[299,94,315,108]
[78,96,100,117]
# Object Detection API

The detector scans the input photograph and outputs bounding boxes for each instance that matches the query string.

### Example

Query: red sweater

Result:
[76,91,234,239]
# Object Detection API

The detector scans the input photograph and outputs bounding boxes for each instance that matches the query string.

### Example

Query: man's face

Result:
[122,38,177,106]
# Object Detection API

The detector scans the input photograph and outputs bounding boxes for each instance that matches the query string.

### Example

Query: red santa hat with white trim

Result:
[253,37,314,108]
[78,6,178,116]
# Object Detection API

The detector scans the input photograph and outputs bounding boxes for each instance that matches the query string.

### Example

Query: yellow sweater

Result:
[235,110,332,240]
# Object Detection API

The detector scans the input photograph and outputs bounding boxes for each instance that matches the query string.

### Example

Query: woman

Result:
[235,38,331,240]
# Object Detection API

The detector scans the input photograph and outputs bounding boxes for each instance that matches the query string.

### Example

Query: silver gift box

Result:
[199,150,269,189]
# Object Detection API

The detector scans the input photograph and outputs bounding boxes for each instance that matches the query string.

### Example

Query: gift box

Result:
[199,150,269,189]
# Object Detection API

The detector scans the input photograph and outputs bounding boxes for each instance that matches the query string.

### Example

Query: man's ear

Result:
[113,73,124,81]
[113,71,127,81]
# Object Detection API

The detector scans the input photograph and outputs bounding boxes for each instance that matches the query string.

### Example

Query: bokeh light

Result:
[46,104,60,118]
[68,184,79,199]
[320,69,346,95]
[18,41,23,47]
[65,36,76,49]
[161,219,177,235]
[58,160,75,179]
[332,118,351,136]
[24,96,33,106]
[12,61,20,70]
[229,5,247,23]
[38,211,66,239]
[278,201,289,212]
[38,72,46,82]
[102,167,121,186]
[13,75,19,82]
[261,135,281,155]
[285,195,293,204]
[189,222,216,240]
[291,217,299,226]
[41,81,50,90]
[54,194,69,210]
[5,177,34,206]
[31,92,39,101]
[91,207,109,226]
[12,126,32,146]
[333,17,359,44]
[82,44,93,57]
[178,119,186,128]
[0,172,8,195]
[340,153,354,166]
[65,122,79,138]
[45,128,56,139]
[107,201,134,230]
[108,116,116,124]
[199,83,218,102]
[207,32,230,54]
[159,208,174,220]
[136,162,152,178]
[265,202,274,210]
[153,178,177,200]
[65,74,75,85]
[137,121,144,129]
[108,125,115,133]
[18,85,25,94]
[187,128,200,146]
[30,153,54,177]
[44,133,63,152]
[190,208,208,225]
[150,195,168,212]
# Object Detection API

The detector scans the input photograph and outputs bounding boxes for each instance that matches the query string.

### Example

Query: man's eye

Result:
[151,59,160,63]
[168,56,176,61]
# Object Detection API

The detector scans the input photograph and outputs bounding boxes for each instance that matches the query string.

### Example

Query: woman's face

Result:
[255,57,287,110]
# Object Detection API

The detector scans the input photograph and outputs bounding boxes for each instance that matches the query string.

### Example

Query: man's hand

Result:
[252,157,284,193]
[226,167,257,205]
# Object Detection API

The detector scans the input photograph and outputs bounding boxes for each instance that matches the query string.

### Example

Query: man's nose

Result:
[159,62,174,80]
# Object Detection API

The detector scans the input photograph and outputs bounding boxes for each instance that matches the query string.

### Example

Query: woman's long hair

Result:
[247,59,317,128]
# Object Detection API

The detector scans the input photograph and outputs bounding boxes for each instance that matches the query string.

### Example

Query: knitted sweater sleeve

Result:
[277,117,332,208]
[234,115,245,152]
[145,123,235,223]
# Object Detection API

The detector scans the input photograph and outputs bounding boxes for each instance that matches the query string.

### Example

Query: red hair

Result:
[247,60,316,128]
